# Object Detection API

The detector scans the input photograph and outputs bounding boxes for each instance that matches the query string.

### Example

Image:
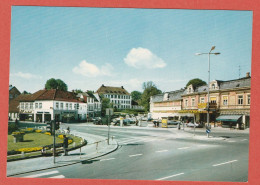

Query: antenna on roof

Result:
[239,65,241,79]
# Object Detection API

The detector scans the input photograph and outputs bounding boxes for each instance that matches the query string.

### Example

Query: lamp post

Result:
[195,46,220,134]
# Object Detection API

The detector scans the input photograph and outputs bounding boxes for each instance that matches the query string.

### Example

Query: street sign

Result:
[106,108,113,116]
[206,129,211,134]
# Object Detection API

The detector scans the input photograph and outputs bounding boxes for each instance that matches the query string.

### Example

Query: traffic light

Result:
[55,121,60,130]
[46,121,53,134]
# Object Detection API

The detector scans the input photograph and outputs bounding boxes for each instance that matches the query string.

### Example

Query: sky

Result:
[9,7,252,94]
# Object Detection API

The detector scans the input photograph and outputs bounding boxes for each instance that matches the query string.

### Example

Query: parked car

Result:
[186,122,203,128]
[93,117,102,124]
[167,120,181,125]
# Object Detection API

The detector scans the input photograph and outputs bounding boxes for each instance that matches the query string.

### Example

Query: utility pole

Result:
[52,120,56,164]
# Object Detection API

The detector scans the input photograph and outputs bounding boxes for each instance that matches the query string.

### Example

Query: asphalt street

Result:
[13,123,249,182]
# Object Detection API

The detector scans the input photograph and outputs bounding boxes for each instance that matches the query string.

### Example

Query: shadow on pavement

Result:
[81,159,100,164]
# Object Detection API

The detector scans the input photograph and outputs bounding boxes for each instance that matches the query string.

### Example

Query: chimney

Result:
[102,84,105,87]
[121,86,124,89]
[246,72,250,78]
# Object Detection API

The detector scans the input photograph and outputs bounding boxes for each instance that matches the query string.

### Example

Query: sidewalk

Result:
[6,131,118,177]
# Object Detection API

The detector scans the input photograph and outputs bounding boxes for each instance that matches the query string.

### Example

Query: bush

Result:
[8,123,19,134]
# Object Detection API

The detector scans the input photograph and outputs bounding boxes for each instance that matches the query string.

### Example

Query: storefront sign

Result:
[198,103,207,109]
[178,110,210,113]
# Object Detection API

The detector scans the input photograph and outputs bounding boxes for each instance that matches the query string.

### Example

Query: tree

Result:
[101,97,111,116]
[131,91,142,102]
[22,91,31,94]
[45,78,68,91]
[72,89,83,94]
[140,81,162,111]
[186,78,207,89]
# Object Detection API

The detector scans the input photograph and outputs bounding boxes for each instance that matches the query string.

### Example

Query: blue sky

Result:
[10,7,252,93]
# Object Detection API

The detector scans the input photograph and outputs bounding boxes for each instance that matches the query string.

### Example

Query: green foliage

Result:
[141,81,162,111]
[8,123,19,134]
[131,91,142,102]
[186,78,207,89]
[22,91,31,94]
[45,78,68,91]
[101,97,111,116]
[72,89,83,93]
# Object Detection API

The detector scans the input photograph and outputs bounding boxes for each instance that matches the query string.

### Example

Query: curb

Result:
[7,140,119,177]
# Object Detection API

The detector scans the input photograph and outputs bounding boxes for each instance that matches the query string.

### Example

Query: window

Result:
[188,87,191,93]
[21,103,24,109]
[30,103,33,109]
[247,95,251,104]
[111,95,113,98]
[211,84,215,89]
[210,97,216,104]
[185,99,188,107]
[200,97,205,103]
[61,103,64,109]
[74,104,76,109]
[39,103,42,109]
[35,103,38,109]
[66,103,68,109]
[191,99,195,106]
[223,96,228,105]
[238,95,243,105]
[56,102,59,109]
[25,103,28,109]
[69,103,72,109]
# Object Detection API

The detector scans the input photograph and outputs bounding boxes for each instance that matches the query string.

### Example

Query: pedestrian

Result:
[67,126,70,134]
[63,135,69,156]
[178,122,181,130]
[41,147,47,156]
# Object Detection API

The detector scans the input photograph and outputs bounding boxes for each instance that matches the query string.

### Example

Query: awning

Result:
[216,115,242,122]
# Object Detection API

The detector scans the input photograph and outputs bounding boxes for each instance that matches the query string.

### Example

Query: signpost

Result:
[106,108,113,145]
[206,128,211,138]
[52,120,56,163]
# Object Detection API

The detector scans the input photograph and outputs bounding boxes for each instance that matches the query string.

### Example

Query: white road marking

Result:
[24,170,59,178]
[49,175,65,178]
[213,160,238,167]
[120,136,153,144]
[156,173,184,180]
[156,150,168,153]
[100,158,115,161]
[129,153,143,157]
[228,141,236,143]
[241,139,248,141]
[178,147,190,150]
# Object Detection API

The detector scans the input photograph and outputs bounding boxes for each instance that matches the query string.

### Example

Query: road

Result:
[14,123,249,182]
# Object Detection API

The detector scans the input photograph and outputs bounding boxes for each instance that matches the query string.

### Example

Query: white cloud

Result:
[72,60,114,77]
[124,47,166,69]
[10,72,42,79]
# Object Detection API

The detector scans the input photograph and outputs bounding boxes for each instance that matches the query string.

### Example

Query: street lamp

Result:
[195,46,220,133]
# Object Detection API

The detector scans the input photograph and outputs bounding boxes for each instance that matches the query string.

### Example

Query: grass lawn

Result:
[8,132,64,151]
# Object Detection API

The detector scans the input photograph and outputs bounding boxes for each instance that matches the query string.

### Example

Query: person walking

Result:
[63,135,69,156]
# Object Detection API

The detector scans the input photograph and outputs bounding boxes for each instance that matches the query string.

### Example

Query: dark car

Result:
[93,117,102,125]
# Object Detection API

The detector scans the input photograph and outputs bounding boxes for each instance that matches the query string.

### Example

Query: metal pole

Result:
[207,52,210,138]
[193,115,195,136]
[107,113,110,145]
[53,120,56,164]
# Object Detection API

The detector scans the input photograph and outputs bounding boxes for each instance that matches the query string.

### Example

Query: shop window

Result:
[238,95,243,105]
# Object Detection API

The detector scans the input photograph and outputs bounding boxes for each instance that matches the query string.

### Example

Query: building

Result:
[77,91,101,119]
[150,89,185,120]
[9,94,29,121]
[9,85,21,101]
[18,89,86,123]
[150,73,251,128]
[96,84,132,109]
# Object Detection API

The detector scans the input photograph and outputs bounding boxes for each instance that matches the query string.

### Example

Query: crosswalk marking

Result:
[24,170,59,178]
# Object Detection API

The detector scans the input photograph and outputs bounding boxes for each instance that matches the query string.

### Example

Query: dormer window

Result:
[163,93,169,101]
[212,84,215,89]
